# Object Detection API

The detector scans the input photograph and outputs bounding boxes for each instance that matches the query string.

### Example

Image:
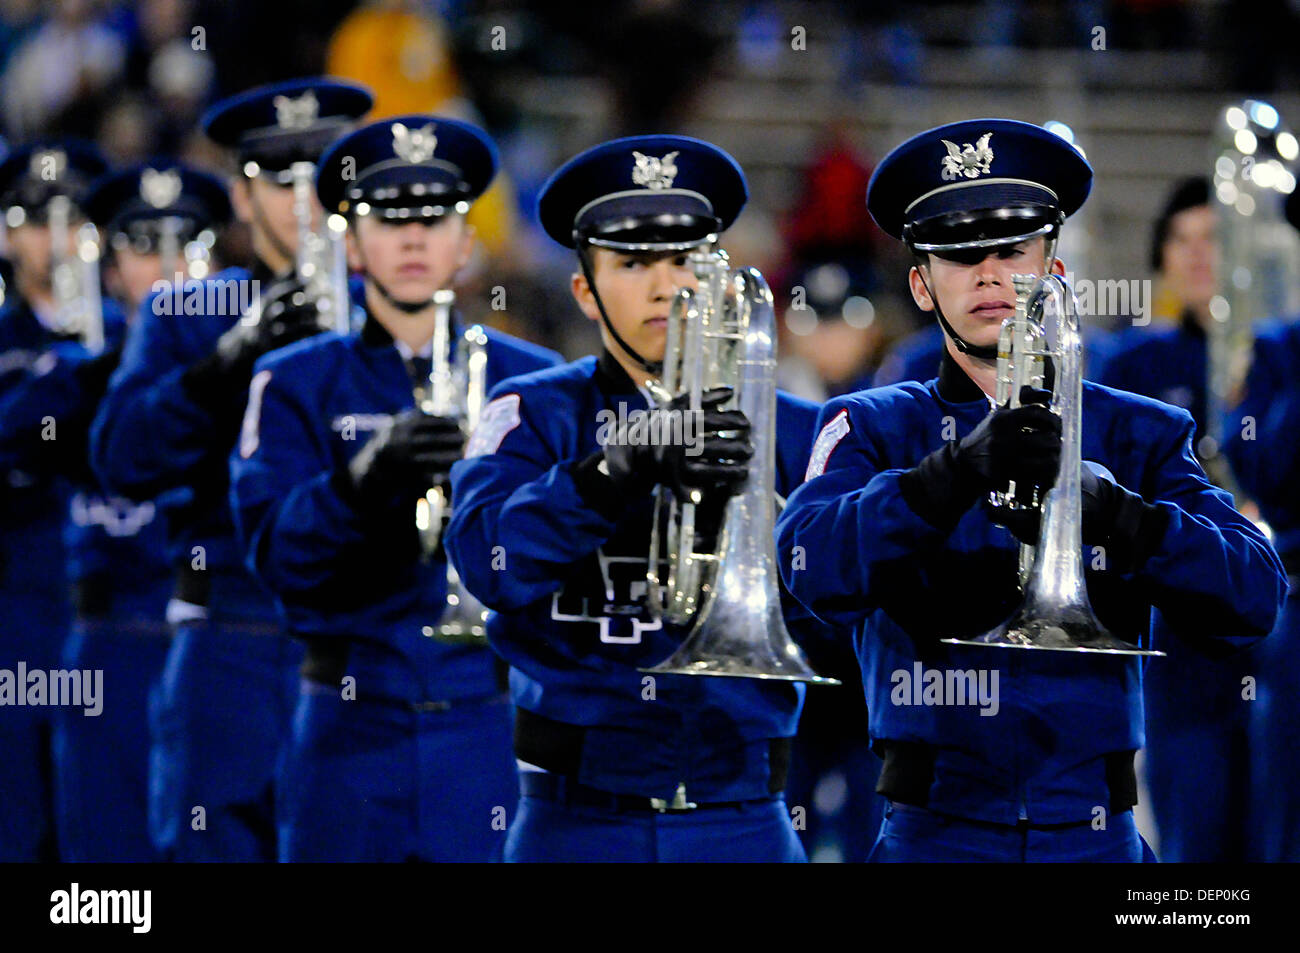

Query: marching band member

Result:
[0,140,111,861]
[90,79,373,861]
[1,161,230,861]
[1220,185,1300,862]
[1091,176,1259,862]
[445,135,824,863]
[229,115,561,861]
[1091,178,1217,441]
[775,119,1287,862]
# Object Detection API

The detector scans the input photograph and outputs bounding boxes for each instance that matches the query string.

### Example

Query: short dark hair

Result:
[1150,177,1210,272]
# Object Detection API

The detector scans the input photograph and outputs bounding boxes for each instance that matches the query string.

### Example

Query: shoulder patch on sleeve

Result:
[805,408,851,481]
[239,369,273,460]
[466,393,522,458]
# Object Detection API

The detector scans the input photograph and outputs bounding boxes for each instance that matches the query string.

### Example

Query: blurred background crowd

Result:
[2,0,1297,400]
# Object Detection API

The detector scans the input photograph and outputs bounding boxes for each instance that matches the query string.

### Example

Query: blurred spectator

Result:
[778,258,891,401]
[1147,176,1217,327]
[1092,177,1216,439]
[779,128,880,292]
[0,0,42,78]
[95,94,155,163]
[127,0,214,152]
[326,0,460,118]
[843,1,924,86]
[2,0,126,140]
[771,129,893,399]
[326,1,520,263]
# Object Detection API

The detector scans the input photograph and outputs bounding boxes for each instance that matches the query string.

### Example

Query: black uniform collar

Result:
[11,293,76,344]
[359,307,461,353]
[1179,307,1207,339]
[594,348,645,396]
[249,256,280,287]
[936,346,987,403]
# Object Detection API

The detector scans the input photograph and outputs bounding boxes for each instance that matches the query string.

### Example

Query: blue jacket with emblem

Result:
[444,352,824,802]
[775,353,1286,825]
[90,266,285,619]
[228,315,562,704]
[0,298,170,622]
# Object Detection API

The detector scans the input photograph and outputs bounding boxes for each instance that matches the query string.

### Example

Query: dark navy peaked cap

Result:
[201,78,373,172]
[315,115,497,220]
[867,118,1092,252]
[0,140,109,215]
[538,135,748,250]
[84,161,231,234]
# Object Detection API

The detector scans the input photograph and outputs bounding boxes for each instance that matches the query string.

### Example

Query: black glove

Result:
[985,464,1168,575]
[340,408,465,515]
[1079,468,1169,573]
[181,277,324,415]
[604,386,753,499]
[900,385,1062,531]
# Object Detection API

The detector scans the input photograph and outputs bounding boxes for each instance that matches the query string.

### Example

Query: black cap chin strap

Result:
[908,226,1062,363]
[909,252,998,360]
[576,240,662,377]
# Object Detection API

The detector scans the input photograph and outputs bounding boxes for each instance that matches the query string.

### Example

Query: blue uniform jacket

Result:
[775,352,1286,825]
[0,299,170,620]
[1091,316,1208,448]
[90,266,283,619]
[445,352,823,802]
[1224,317,1300,565]
[872,324,946,388]
[228,315,562,704]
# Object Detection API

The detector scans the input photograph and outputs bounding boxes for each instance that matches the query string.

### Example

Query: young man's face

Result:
[349,213,473,304]
[229,173,304,270]
[1160,204,1218,310]
[112,246,165,312]
[907,236,1063,352]
[571,247,697,366]
[6,217,79,288]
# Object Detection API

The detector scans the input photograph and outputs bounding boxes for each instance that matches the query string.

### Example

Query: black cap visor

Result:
[906,204,1063,261]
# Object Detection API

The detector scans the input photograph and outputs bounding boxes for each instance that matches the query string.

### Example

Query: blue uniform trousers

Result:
[0,553,70,862]
[148,620,301,862]
[277,681,517,862]
[505,783,807,863]
[1144,655,1253,863]
[868,802,1158,863]
[1144,585,1300,862]
[52,618,170,862]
